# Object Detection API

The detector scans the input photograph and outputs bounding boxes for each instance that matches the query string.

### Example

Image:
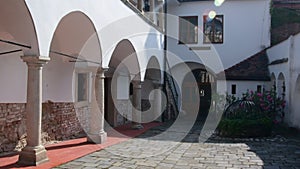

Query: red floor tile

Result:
[0,122,161,169]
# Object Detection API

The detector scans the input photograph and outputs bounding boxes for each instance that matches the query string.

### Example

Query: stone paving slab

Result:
[55,122,300,169]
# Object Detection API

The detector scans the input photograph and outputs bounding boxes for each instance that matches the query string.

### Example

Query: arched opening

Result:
[0,1,39,154]
[169,62,216,121]
[270,73,276,91]
[105,39,141,127]
[182,68,216,121]
[45,11,101,141]
[277,73,286,99]
[142,56,162,123]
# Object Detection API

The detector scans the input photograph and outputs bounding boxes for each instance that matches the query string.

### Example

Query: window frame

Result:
[178,15,198,45]
[203,14,224,44]
[75,70,91,107]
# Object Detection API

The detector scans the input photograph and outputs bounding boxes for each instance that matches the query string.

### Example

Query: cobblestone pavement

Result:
[56,120,300,169]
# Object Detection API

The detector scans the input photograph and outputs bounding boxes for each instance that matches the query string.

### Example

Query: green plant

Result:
[218,117,273,138]
[217,89,285,137]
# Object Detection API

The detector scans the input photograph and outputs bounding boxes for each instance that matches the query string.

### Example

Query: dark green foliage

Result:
[217,117,273,138]
[271,7,300,29]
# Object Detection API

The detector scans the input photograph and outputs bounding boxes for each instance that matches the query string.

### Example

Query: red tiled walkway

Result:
[0,122,161,169]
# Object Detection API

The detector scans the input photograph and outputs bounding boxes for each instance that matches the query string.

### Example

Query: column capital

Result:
[132,80,143,89]
[21,56,50,67]
[96,68,109,79]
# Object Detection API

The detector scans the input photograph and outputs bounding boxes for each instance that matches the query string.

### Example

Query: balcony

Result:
[121,0,165,32]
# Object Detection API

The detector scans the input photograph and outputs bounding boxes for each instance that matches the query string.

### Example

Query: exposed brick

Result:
[0,102,86,154]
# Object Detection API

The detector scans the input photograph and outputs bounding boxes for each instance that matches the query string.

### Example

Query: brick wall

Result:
[0,102,86,154]
[0,103,26,153]
[42,102,86,140]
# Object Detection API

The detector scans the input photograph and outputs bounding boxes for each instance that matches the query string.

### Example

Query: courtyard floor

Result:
[1,119,300,169]
[54,120,300,169]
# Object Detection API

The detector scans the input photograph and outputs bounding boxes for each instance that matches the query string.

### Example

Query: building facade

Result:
[166,0,271,116]
[0,0,165,165]
[0,0,300,166]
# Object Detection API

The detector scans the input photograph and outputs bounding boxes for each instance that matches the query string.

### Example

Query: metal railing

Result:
[120,0,164,33]
[164,58,180,115]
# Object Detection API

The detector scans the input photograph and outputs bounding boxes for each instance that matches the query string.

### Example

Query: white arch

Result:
[270,72,276,90]
[44,11,101,102]
[144,56,162,82]
[0,0,39,55]
[277,72,286,99]
[25,2,105,57]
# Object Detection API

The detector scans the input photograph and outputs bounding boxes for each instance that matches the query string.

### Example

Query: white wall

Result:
[0,52,27,103]
[43,54,74,102]
[266,33,300,128]
[290,34,300,128]
[224,80,269,98]
[167,0,271,71]
[267,39,290,63]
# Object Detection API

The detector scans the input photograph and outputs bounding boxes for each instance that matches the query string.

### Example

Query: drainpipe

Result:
[163,0,167,122]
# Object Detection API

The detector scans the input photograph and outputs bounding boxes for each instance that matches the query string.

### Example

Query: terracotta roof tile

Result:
[218,50,271,81]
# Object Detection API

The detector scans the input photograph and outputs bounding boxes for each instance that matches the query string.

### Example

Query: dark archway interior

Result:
[182,69,215,121]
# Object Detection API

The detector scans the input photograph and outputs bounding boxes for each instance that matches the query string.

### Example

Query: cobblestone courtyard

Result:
[56,121,300,169]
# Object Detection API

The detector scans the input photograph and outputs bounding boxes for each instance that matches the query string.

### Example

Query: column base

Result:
[18,145,48,166]
[131,123,144,130]
[87,131,107,144]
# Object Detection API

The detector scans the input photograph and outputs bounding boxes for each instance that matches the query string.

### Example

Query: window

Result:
[77,73,89,102]
[257,85,262,93]
[179,16,198,44]
[231,84,236,95]
[203,15,224,43]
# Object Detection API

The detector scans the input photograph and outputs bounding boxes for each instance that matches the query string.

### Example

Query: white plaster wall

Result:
[0,52,27,103]
[167,0,271,71]
[289,34,300,128]
[266,35,299,126]
[43,54,74,102]
[225,80,270,98]
[291,75,300,129]
[267,38,290,63]
[267,36,291,124]
[291,34,300,73]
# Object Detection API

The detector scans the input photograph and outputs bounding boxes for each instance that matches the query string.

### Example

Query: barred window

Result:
[179,16,198,44]
[203,15,224,43]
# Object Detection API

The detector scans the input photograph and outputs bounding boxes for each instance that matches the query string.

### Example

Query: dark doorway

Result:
[182,69,215,121]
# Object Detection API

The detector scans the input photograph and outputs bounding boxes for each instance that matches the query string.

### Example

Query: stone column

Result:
[18,56,50,166]
[158,1,164,30]
[131,81,144,129]
[137,0,143,11]
[153,83,163,122]
[87,68,107,144]
[151,0,158,24]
